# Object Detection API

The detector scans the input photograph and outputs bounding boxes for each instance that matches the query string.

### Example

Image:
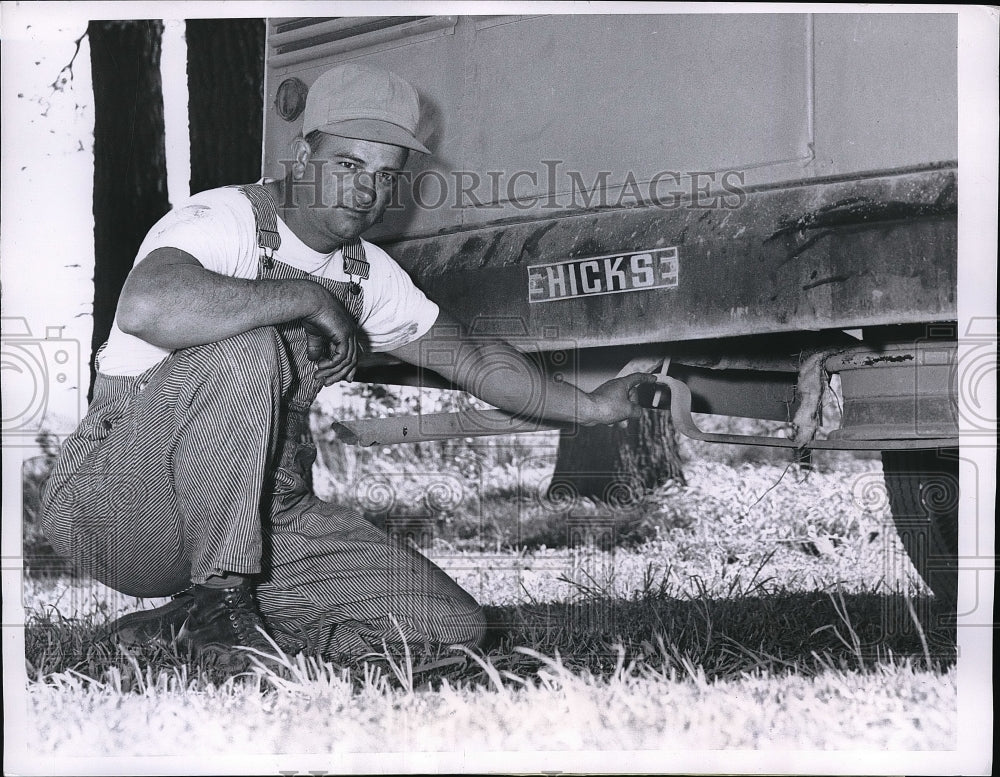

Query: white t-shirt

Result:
[98,185,439,376]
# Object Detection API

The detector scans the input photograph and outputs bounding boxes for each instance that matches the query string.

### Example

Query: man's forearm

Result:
[118,256,325,349]
[391,309,652,426]
[444,339,606,426]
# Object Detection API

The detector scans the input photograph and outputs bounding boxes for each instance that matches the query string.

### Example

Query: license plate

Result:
[527,247,679,303]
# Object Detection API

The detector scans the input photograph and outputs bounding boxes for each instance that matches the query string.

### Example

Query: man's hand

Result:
[582,372,657,425]
[301,288,359,385]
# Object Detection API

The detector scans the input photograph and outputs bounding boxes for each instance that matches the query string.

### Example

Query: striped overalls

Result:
[40,185,486,658]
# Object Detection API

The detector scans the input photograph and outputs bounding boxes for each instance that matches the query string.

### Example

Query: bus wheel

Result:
[880,448,959,611]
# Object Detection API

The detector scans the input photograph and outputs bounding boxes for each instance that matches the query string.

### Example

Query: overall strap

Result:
[342,239,370,281]
[341,238,370,295]
[237,183,281,270]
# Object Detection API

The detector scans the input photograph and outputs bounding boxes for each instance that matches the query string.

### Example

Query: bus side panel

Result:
[264,14,956,243]
[811,13,957,177]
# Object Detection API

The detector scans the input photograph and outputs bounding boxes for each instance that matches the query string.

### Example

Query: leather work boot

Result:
[105,590,196,647]
[174,582,276,663]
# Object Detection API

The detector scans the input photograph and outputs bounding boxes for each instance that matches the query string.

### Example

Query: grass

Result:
[26,649,954,754]
[21,555,957,754]
[17,403,958,757]
[20,578,956,755]
[21,490,956,754]
[23,576,955,689]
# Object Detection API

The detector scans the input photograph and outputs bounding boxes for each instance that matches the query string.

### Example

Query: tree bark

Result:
[549,408,686,508]
[185,19,265,194]
[88,20,170,395]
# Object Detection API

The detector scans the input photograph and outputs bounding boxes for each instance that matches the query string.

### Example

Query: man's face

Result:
[299,133,408,246]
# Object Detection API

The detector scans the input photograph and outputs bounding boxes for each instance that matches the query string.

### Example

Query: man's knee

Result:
[207,326,286,376]
[445,603,488,650]
[328,602,487,657]
[417,589,487,650]
[180,325,282,373]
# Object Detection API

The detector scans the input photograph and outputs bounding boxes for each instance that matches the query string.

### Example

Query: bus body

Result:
[263,14,961,602]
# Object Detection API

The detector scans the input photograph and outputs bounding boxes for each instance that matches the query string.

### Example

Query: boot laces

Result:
[222,590,268,646]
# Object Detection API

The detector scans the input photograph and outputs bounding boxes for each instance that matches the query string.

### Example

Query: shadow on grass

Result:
[25,588,955,694]
[481,590,956,680]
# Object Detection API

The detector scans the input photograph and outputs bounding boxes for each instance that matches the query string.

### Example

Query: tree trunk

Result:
[549,408,686,508]
[185,19,265,194]
[88,20,170,396]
